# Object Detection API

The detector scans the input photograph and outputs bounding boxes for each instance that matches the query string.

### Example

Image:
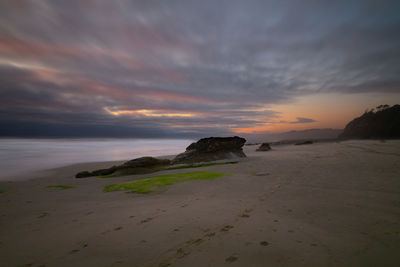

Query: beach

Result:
[1,140,400,266]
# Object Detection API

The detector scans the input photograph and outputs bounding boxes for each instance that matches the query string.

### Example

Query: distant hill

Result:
[244,128,342,143]
[339,105,400,139]
[274,128,343,141]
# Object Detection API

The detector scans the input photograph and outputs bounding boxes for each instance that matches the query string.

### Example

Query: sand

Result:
[1,140,400,266]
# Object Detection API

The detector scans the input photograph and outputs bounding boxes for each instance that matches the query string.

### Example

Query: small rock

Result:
[256,143,271,151]
[225,256,238,263]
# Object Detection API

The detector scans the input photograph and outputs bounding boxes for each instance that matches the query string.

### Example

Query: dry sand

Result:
[1,140,400,266]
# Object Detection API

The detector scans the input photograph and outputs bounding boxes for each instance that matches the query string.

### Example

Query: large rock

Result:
[340,104,400,139]
[114,157,170,176]
[75,157,170,178]
[256,143,271,151]
[121,157,170,169]
[172,136,246,164]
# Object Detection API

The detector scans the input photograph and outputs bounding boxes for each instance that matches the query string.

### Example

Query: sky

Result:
[0,0,399,138]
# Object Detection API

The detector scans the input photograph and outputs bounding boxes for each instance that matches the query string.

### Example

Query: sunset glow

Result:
[104,107,195,118]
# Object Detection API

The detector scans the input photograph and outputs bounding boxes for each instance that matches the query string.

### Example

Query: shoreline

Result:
[2,138,397,183]
[0,153,178,183]
[0,138,192,182]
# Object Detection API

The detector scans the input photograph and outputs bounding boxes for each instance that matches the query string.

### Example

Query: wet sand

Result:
[1,140,400,266]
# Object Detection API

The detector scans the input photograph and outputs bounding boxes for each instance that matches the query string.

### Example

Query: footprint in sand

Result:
[239,208,253,218]
[176,248,190,258]
[140,217,153,224]
[38,212,49,218]
[24,263,46,267]
[253,172,270,176]
[204,232,216,237]
[220,225,234,232]
[77,241,88,248]
[225,255,238,263]
[187,238,203,245]
[101,229,110,235]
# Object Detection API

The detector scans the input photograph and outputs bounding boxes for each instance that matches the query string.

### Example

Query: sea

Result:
[0,138,193,181]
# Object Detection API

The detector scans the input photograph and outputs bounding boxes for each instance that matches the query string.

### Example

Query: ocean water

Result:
[0,138,193,181]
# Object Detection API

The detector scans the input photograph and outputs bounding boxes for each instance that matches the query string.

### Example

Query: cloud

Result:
[0,0,399,137]
[288,117,317,124]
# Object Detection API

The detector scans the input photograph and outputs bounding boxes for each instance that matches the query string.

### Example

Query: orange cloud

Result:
[104,107,194,118]
[232,122,317,134]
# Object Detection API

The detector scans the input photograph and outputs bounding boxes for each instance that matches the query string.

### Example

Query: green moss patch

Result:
[163,161,238,171]
[104,171,229,194]
[96,161,238,178]
[46,185,75,189]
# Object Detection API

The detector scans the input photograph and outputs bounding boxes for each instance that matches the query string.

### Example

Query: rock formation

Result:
[256,143,271,151]
[340,105,400,139]
[172,136,246,164]
[75,136,247,178]
[75,157,170,178]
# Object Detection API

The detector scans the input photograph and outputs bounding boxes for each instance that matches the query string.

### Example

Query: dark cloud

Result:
[0,0,399,137]
[288,117,317,124]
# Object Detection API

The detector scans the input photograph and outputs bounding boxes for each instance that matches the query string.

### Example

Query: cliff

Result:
[340,105,400,139]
